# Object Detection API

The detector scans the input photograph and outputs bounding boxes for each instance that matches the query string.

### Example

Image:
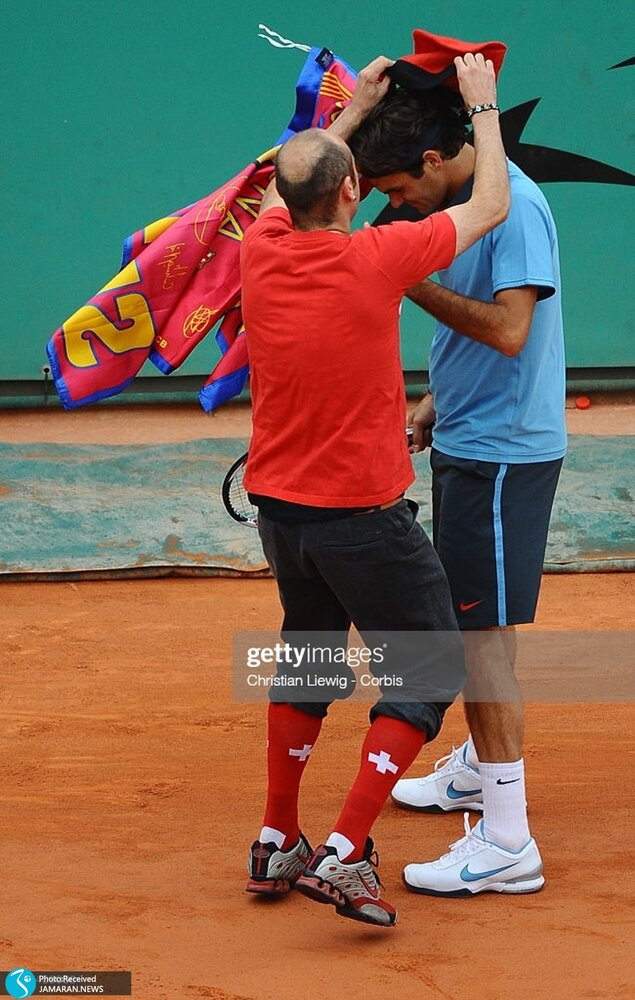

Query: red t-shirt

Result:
[241,207,456,506]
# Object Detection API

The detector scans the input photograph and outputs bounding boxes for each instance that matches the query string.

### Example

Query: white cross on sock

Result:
[288,744,313,762]
[368,749,398,775]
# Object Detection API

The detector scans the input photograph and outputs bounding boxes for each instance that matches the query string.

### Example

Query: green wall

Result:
[2,0,633,394]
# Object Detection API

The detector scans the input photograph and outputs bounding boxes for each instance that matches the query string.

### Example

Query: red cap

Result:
[387,28,507,92]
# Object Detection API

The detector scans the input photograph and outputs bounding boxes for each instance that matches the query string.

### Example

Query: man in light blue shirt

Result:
[430,163,566,464]
[351,76,565,897]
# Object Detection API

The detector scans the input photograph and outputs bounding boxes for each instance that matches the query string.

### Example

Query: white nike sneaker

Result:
[403,813,545,897]
[391,743,483,812]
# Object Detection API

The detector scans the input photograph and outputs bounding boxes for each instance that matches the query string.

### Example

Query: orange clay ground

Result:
[1,400,633,1000]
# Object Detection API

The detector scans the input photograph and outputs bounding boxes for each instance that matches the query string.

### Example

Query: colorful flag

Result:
[46,47,358,411]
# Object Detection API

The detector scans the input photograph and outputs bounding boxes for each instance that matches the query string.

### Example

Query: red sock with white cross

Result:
[261,703,323,851]
[327,716,426,861]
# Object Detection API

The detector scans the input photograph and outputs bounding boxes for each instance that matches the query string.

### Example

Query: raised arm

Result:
[445,53,510,255]
[258,56,395,218]
[259,171,286,216]
[328,56,395,141]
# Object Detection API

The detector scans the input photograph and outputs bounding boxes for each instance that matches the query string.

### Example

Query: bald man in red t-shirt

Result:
[242,54,510,927]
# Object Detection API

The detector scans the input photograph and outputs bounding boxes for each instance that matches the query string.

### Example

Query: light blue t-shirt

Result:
[429,161,567,464]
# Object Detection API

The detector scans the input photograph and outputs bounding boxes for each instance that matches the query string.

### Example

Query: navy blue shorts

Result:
[430,449,563,629]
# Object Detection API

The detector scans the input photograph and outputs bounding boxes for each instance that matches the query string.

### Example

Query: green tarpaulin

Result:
[1,436,633,579]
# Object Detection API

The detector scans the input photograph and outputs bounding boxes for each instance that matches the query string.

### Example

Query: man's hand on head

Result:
[329,55,394,140]
[351,56,395,117]
[454,53,497,113]
[259,173,286,216]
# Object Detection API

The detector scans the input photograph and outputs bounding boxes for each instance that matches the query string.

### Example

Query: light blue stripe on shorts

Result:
[492,464,508,626]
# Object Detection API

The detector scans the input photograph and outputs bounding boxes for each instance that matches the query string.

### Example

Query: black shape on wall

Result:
[608,56,635,69]
[372,97,635,226]
[500,99,635,186]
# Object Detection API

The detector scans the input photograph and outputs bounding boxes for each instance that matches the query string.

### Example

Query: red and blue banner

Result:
[46,47,358,412]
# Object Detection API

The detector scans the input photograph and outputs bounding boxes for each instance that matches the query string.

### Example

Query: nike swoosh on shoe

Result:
[460,862,518,882]
[446,780,482,799]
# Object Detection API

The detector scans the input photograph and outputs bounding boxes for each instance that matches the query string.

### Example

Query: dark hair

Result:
[276,132,355,227]
[349,86,468,179]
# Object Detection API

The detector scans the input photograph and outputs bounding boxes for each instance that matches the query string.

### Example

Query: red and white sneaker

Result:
[295,839,397,927]
[246,833,312,895]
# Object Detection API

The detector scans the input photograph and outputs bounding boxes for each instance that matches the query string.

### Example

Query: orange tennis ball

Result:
[575,395,591,410]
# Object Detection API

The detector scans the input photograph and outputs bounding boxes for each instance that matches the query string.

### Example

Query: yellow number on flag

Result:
[62,294,156,368]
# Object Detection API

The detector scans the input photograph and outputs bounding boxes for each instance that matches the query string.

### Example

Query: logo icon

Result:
[446,780,482,800]
[460,862,517,883]
[182,306,217,339]
[358,872,380,899]
[459,600,483,612]
[5,968,37,998]
[497,777,521,785]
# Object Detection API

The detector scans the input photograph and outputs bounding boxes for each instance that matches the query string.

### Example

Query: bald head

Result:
[276,129,357,228]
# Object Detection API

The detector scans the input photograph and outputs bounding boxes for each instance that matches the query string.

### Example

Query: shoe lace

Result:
[433,745,462,774]
[440,812,481,863]
[367,848,384,888]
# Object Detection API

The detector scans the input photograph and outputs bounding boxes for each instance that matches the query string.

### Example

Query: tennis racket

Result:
[222,427,416,528]
[221,452,258,527]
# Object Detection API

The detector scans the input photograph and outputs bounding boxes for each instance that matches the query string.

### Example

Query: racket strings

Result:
[223,454,259,526]
[229,466,254,520]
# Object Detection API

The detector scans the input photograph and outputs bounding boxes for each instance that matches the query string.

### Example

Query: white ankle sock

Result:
[478,758,531,851]
[259,826,285,849]
[464,735,480,770]
[326,832,355,861]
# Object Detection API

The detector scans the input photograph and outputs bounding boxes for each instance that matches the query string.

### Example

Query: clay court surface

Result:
[1,401,633,1000]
